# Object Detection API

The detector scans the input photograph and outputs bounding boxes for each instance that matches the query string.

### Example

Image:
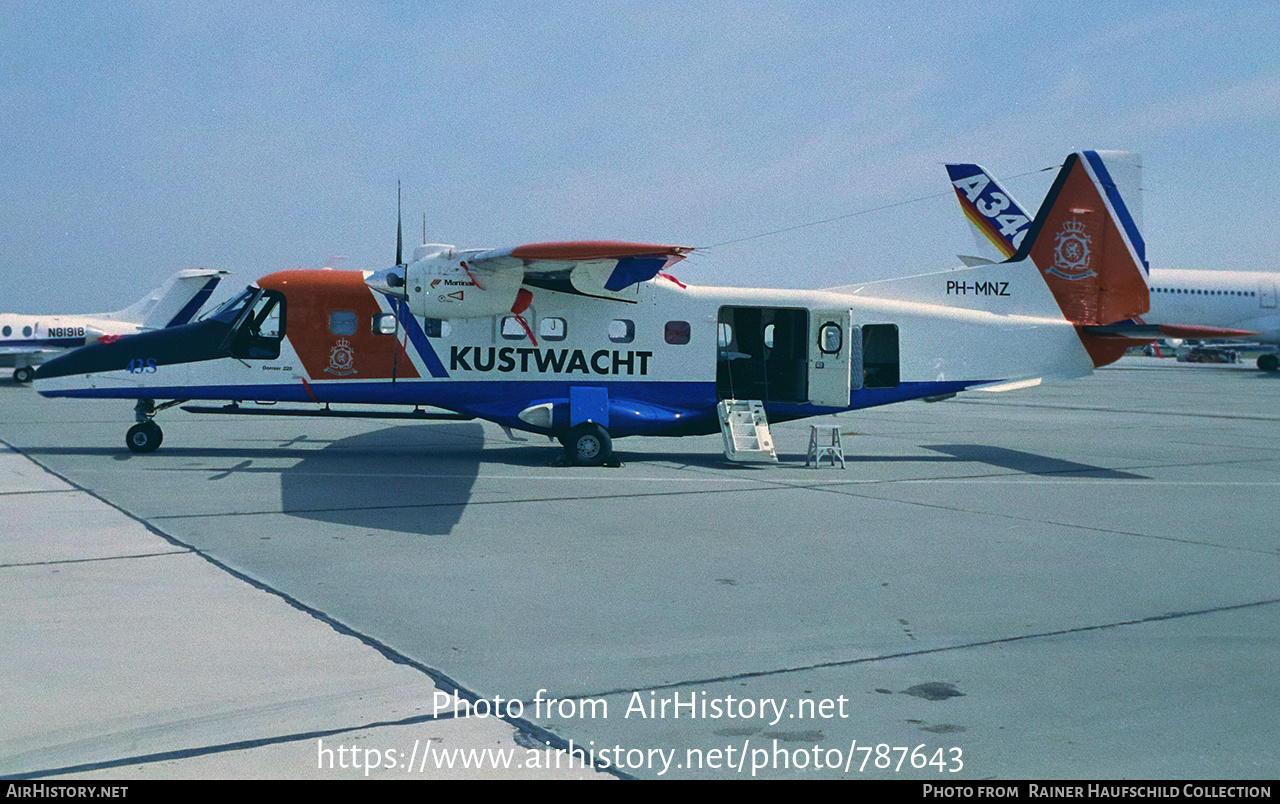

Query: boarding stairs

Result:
[717,400,777,462]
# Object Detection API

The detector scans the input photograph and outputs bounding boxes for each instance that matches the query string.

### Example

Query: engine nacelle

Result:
[404,255,523,320]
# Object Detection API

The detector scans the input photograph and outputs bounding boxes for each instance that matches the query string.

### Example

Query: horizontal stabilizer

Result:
[1082,322,1256,340]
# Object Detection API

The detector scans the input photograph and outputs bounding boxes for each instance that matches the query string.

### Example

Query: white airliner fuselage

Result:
[1147,268,1279,344]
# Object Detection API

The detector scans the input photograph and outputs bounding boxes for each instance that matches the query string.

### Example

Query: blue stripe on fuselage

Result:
[38,377,985,438]
[394,299,449,378]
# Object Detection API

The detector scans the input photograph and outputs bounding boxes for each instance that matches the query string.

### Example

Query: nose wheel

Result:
[123,398,184,453]
[126,421,164,453]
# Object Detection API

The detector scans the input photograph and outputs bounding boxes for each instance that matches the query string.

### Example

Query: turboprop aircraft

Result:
[35,151,1151,465]
[946,155,1276,368]
[2,269,226,383]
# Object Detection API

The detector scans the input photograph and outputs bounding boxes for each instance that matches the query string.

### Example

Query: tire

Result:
[13,366,34,384]
[563,423,611,466]
[1258,353,1279,372]
[126,422,163,454]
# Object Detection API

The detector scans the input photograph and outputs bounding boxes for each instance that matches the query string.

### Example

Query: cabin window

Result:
[424,318,451,337]
[609,319,635,344]
[861,324,900,389]
[717,323,733,349]
[665,321,691,345]
[23,326,32,337]
[372,313,397,335]
[819,322,843,354]
[2,326,10,337]
[540,317,567,341]
[329,311,357,336]
[500,315,530,340]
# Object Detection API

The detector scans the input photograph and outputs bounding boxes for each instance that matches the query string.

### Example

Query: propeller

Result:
[395,180,404,268]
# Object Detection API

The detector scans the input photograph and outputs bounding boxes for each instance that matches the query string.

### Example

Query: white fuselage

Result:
[0,313,141,370]
[1147,268,1280,343]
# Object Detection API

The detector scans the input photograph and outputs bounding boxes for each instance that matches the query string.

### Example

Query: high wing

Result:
[367,240,692,323]
[466,241,692,300]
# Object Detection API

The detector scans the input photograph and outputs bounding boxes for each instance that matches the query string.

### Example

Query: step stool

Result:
[806,424,845,468]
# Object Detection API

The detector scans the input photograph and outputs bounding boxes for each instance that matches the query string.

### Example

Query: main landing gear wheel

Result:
[1258,353,1279,372]
[13,366,34,384]
[126,421,163,453]
[562,422,612,467]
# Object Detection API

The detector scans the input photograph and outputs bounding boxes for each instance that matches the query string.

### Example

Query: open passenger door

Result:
[808,309,853,408]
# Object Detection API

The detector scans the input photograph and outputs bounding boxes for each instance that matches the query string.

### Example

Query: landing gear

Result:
[13,366,34,384]
[123,398,184,453]
[561,422,612,467]
[1258,353,1278,372]
[126,421,163,453]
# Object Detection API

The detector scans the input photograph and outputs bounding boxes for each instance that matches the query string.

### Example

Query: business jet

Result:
[34,152,1152,465]
[946,155,1277,368]
[2,269,226,383]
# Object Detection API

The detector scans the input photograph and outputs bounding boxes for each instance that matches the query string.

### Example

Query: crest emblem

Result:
[1046,219,1096,281]
[326,339,357,376]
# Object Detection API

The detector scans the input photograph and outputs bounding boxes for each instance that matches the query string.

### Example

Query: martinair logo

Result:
[326,338,357,376]
[430,278,471,303]
[1046,219,1096,281]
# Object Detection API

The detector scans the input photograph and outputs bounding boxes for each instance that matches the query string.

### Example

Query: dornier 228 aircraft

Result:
[36,151,1151,465]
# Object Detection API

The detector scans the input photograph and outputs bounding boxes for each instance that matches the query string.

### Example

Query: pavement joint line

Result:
[0,488,80,497]
[0,550,191,568]
[808,484,1280,556]
[953,399,1280,423]
[555,596,1280,704]
[8,708,529,781]
[0,437,630,781]
[137,465,1280,522]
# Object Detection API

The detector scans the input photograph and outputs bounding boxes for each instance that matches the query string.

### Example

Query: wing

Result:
[0,345,65,357]
[463,241,692,302]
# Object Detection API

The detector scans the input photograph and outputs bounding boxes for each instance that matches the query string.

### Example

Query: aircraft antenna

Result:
[702,165,1055,251]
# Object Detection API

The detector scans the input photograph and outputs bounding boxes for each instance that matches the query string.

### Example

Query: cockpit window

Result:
[227,290,286,359]
[200,288,258,323]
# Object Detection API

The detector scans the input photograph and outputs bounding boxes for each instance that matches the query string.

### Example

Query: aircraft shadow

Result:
[921,444,1149,479]
[276,422,485,536]
[602,445,1148,479]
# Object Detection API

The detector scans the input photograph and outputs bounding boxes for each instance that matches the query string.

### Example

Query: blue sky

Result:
[3,1,1278,311]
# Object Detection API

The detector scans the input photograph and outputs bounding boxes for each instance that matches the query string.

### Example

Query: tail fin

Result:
[948,152,1147,276]
[1011,152,1150,366]
[946,162,1035,261]
[100,268,227,329]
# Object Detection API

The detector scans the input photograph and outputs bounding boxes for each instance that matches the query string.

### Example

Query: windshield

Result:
[198,287,258,323]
